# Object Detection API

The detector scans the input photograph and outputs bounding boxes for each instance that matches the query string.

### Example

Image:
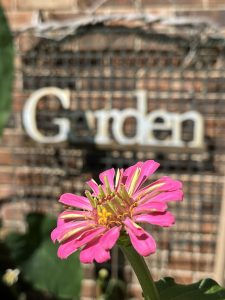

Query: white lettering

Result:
[144,109,173,146]
[22,88,204,149]
[180,111,204,148]
[22,87,70,143]
[94,110,113,144]
[112,90,146,145]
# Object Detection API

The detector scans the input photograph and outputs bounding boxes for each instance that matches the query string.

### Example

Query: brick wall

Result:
[1,0,225,31]
[1,1,225,299]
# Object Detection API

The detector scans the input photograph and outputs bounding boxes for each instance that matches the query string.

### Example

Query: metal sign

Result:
[23,87,204,148]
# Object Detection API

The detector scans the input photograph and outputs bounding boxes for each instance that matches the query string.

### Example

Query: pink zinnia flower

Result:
[51,160,183,263]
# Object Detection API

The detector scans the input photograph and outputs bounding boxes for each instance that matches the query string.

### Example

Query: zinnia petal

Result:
[124,218,156,256]
[51,220,93,243]
[123,217,144,236]
[158,176,183,191]
[123,160,160,194]
[57,227,106,259]
[134,176,182,199]
[58,238,79,259]
[80,226,121,263]
[57,210,92,226]
[75,227,106,248]
[99,168,115,190]
[149,176,182,192]
[139,190,183,205]
[134,160,160,192]
[51,220,89,242]
[122,161,143,187]
[100,226,121,249]
[86,179,99,196]
[80,238,110,264]
[133,201,168,215]
[133,211,175,227]
[59,193,92,210]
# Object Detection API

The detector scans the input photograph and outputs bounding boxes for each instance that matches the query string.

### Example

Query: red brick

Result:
[6,11,37,30]
[208,0,225,9]
[42,12,83,22]
[0,201,29,222]
[128,283,142,300]
[80,279,96,298]
[77,0,132,10]
[0,185,13,199]
[16,0,74,11]
[12,91,30,112]
[0,0,16,10]
[82,264,95,280]
[0,148,13,165]
[15,34,40,52]
[176,10,225,27]
[1,129,27,147]
[142,0,205,7]
[0,167,14,184]
[77,0,206,11]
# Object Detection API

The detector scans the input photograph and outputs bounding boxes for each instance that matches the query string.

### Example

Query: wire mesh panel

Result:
[2,20,225,296]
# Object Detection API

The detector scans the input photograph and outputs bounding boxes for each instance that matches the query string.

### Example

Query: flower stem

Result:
[120,245,160,300]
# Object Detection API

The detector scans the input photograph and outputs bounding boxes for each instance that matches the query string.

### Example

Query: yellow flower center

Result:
[97,207,112,225]
[85,169,143,227]
[86,180,137,227]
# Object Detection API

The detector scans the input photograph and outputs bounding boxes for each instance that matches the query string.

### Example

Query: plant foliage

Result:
[0,5,14,136]
[6,213,83,299]
[156,277,225,300]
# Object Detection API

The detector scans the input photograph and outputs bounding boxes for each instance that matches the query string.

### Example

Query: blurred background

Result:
[0,0,225,299]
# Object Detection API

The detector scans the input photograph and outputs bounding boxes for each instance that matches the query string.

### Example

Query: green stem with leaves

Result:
[120,245,160,300]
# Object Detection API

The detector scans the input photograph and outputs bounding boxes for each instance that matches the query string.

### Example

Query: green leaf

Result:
[5,213,56,263]
[5,213,83,299]
[156,277,225,300]
[0,5,14,136]
[22,239,83,299]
